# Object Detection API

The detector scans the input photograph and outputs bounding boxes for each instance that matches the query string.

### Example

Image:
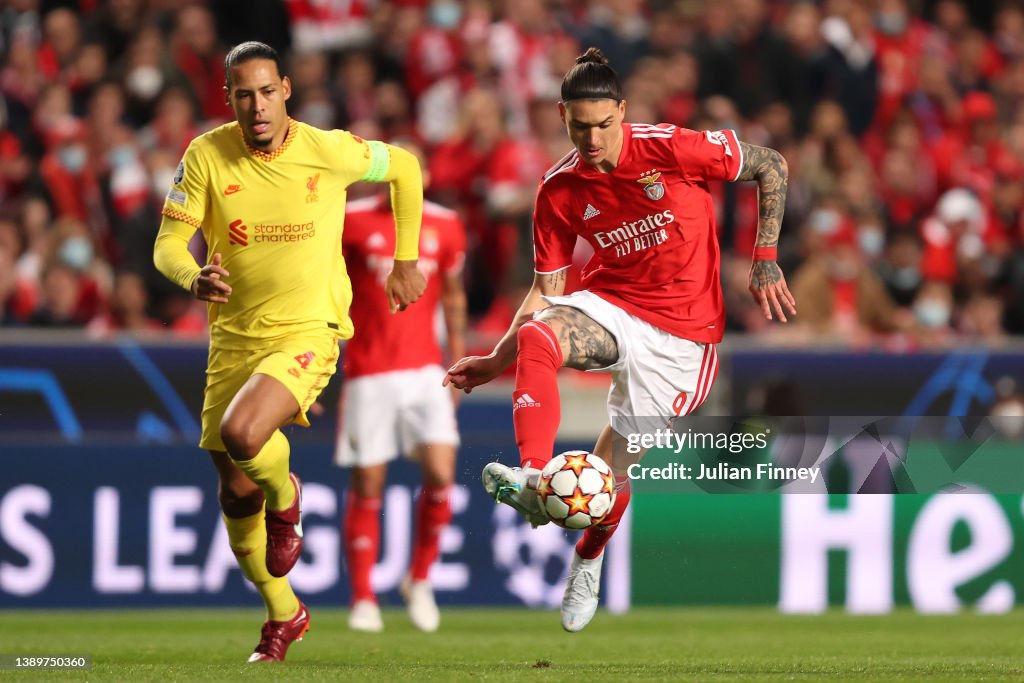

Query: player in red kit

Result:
[336,151,467,633]
[444,48,795,631]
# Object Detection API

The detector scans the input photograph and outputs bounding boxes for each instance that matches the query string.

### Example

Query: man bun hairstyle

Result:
[224,41,283,87]
[560,47,623,103]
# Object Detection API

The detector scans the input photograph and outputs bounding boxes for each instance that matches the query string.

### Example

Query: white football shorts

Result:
[334,364,460,467]
[541,290,719,436]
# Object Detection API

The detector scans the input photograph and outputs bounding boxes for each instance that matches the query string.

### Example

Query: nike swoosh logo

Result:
[293,522,303,538]
[223,185,242,195]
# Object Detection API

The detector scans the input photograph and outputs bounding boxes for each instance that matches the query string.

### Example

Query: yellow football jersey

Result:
[160,119,382,348]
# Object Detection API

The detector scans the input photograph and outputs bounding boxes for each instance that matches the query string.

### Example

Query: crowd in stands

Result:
[1,0,1023,350]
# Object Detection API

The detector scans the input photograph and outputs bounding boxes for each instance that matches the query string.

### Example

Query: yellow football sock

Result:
[223,510,299,622]
[232,430,296,511]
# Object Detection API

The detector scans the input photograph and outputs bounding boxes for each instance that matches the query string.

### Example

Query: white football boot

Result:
[400,576,440,632]
[560,550,604,632]
[348,599,384,633]
[481,463,549,527]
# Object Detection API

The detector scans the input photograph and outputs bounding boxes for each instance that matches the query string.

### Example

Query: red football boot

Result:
[247,600,311,663]
[266,473,303,578]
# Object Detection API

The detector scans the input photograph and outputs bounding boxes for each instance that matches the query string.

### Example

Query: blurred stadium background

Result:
[3,0,1024,676]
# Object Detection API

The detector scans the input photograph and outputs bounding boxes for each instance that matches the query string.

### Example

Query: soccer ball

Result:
[537,450,616,529]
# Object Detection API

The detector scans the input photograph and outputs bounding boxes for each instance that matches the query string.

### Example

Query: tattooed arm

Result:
[443,269,567,392]
[737,141,797,322]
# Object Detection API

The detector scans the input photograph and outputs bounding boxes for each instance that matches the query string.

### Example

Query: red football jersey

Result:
[343,196,466,377]
[533,123,743,343]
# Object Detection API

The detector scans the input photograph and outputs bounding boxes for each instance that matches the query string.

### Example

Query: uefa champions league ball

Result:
[537,450,616,529]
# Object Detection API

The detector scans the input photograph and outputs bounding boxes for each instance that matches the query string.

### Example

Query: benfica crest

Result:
[637,172,665,201]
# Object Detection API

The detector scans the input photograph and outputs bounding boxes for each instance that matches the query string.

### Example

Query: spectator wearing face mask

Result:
[909,279,956,348]
[875,231,924,308]
[404,1,464,101]
[37,119,100,223]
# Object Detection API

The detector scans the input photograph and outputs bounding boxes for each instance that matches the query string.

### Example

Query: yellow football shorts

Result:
[199,331,341,452]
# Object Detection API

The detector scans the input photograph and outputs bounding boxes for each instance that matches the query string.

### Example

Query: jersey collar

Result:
[240,118,298,162]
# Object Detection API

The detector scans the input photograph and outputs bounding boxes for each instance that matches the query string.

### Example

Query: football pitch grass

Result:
[0,607,1021,681]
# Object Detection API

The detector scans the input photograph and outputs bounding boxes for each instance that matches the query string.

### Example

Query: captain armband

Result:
[360,140,391,183]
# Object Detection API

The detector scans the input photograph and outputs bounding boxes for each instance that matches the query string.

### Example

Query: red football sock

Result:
[342,494,381,603]
[513,320,563,471]
[576,476,631,560]
[410,486,452,581]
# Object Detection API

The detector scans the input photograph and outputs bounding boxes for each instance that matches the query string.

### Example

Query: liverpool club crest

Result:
[637,172,665,201]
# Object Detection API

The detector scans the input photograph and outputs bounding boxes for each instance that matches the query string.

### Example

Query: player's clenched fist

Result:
[385,259,426,313]
[191,252,232,304]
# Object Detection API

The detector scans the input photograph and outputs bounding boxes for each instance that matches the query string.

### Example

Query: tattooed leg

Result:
[534,305,619,370]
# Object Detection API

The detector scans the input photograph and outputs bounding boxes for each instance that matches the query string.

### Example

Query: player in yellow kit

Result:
[152,41,426,663]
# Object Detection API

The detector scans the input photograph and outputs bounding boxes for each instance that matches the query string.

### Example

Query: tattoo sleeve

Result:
[736,142,789,249]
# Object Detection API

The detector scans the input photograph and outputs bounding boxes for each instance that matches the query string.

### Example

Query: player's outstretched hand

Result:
[443,354,503,394]
[191,252,232,304]
[748,259,796,323]
[386,259,426,313]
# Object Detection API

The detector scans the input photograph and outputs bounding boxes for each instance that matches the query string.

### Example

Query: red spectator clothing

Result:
[487,21,575,132]
[35,43,62,80]
[285,0,372,50]
[0,130,26,199]
[488,135,553,196]
[883,187,933,232]
[285,0,371,22]
[918,214,994,284]
[147,119,199,159]
[404,26,462,99]
[38,153,100,222]
[872,19,933,130]
[428,136,489,200]
[342,195,466,378]
[930,134,1011,202]
[172,45,230,121]
[430,134,544,228]
[533,124,743,343]
[429,137,501,236]
[3,278,37,322]
[108,161,150,218]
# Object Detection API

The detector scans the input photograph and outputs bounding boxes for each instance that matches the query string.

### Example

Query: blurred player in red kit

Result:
[445,48,795,631]
[336,143,467,633]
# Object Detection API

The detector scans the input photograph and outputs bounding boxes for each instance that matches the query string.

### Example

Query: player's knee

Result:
[220,418,263,460]
[218,479,264,517]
